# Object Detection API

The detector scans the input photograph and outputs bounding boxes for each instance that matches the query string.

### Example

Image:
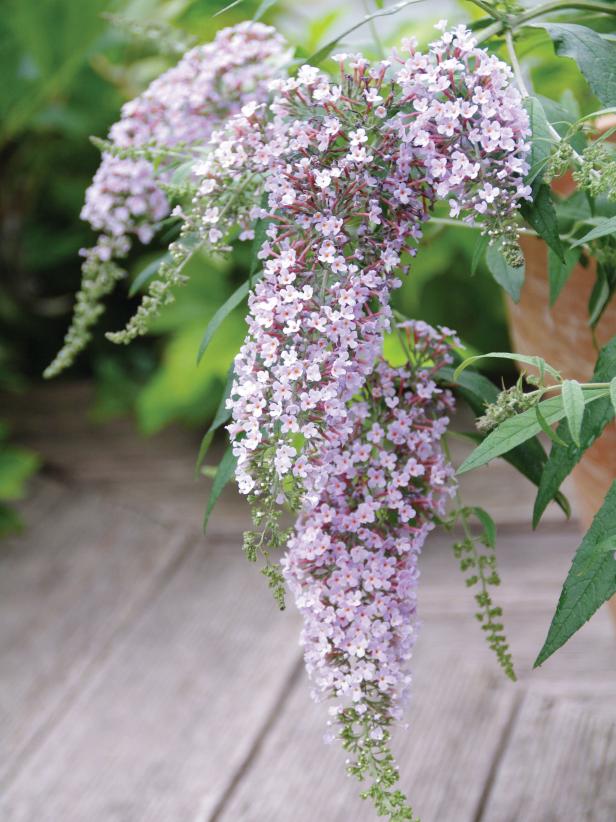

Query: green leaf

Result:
[523,96,554,186]
[129,253,171,297]
[0,446,40,500]
[203,445,237,533]
[469,506,496,548]
[195,365,235,477]
[457,389,608,475]
[454,352,561,383]
[561,379,585,446]
[535,404,568,447]
[437,365,570,516]
[305,0,424,65]
[249,195,270,286]
[571,215,616,247]
[485,243,525,302]
[213,0,244,16]
[548,246,580,306]
[533,337,616,527]
[471,235,489,276]
[521,184,564,262]
[537,23,616,108]
[611,376,616,415]
[588,262,616,328]
[253,0,276,20]
[535,481,616,667]
[196,280,250,365]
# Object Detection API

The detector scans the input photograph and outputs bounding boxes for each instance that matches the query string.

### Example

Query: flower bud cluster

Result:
[47,22,289,375]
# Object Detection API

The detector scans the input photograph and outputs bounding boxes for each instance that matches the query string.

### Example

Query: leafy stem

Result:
[475,0,616,44]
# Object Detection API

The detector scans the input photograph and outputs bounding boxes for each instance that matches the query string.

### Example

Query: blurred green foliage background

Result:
[0,0,593,530]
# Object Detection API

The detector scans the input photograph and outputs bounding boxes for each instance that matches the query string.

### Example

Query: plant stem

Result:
[476,0,616,43]
[364,0,385,59]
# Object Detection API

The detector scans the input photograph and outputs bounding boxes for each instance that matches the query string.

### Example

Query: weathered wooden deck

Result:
[2,384,615,822]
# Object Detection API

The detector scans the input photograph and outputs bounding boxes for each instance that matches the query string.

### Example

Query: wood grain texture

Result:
[0,481,189,789]
[479,691,616,822]
[0,532,303,822]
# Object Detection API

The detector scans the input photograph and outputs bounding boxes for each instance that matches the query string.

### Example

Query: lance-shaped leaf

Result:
[535,481,616,667]
[571,215,616,247]
[521,184,564,262]
[561,379,585,446]
[196,279,250,364]
[437,365,569,515]
[457,389,608,475]
[195,365,234,477]
[203,445,237,533]
[454,352,561,383]
[486,243,525,302]
[548,246,580,307]
[536,23,616,108]
[533,337,616,527]
[523,96,554,186]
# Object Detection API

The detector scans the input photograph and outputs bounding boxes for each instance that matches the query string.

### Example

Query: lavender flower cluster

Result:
[51,21,534,818]
[283,324,456,732]
[84,21,289,264]
[220,23,531,512]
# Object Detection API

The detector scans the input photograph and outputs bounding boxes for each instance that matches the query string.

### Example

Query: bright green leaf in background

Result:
[535,481,616,667]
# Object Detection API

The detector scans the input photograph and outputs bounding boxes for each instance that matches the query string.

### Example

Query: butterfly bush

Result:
[214,24,531,553]
[283,323,456,817]
[45,22,289,376]
[48,20,532,821]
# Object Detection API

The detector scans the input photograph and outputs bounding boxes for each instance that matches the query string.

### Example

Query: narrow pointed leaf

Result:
[471,235,489,276]
[610,376,616,415]
[533,337,616,527]
[561,379,585,446]
[521,184,564,262]
[129,253,171,297]
[535,482,616,667]
[253,0,276,20]
[535,404,568,447]
[195,365,235,477]
[196,280,250,365]
[548,246,580,306]
[523,96,554,185]
[457,389,608,475]
[469,506,496,548]
[571,215,616,247]
[454,352,561,383]
[203,445,237,533]
[536,23,616,108]
[486,244,525,302]
[437,365,570,516]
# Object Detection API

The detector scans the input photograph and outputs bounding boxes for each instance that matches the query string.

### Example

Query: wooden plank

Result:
[214,619,517,822]
[0,482,189,789]
[0,532,303,822]
[479,691,616,822]
[214,526,616,822]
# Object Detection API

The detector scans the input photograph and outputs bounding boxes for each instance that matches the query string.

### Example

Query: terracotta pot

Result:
[507,159,616,621]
